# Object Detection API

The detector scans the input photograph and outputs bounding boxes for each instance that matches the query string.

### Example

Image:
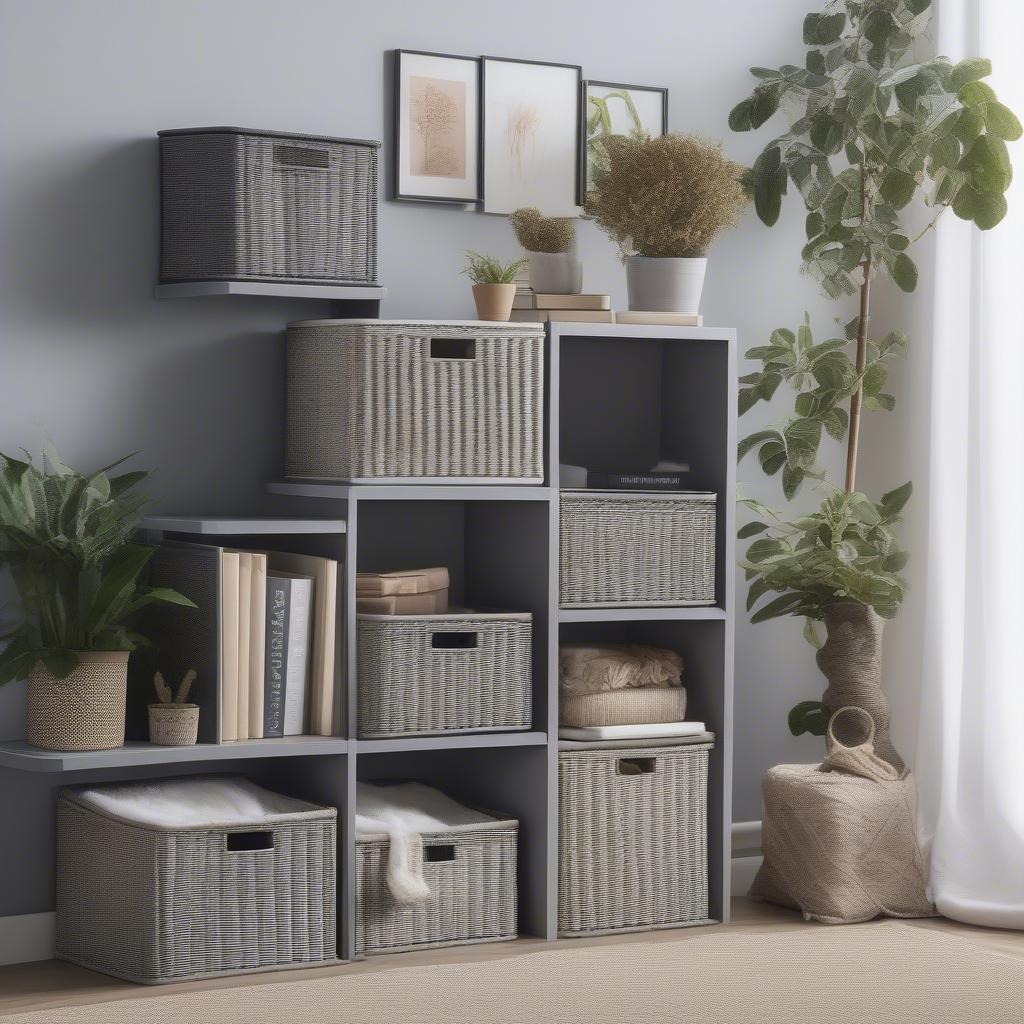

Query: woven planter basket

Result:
[148,703,199,746]
[286,320,545,482]
[26,651,129,752]
[355,819,518,956]
[560,491,717,607]
[559,743,712,936]
[159,127,378,285]
[357,612,532,737]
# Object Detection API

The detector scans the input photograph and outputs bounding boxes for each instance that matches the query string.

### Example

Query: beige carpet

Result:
[3,920,1021,1024]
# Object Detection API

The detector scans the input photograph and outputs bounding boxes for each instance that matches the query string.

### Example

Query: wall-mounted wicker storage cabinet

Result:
[55,780,337,983]
[286,320,546,482]
[357,612,533,738]
[355,818,518,956]
[558,743,712,936]
[159,127,378,286]
[559,491,717,607]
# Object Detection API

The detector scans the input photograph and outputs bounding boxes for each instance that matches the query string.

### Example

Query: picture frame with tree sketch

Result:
[393,49,482,203]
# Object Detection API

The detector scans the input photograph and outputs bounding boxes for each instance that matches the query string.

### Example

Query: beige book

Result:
[357,567,449,597]
[534,293,611,310]
[219,550,240,743]
[234,552,252,741]
[615,311,704,326]
[550,310,615,323]
[268,552,339,737]
[512,294,537,309]
[509,309,548,322]
[248,553,267,739]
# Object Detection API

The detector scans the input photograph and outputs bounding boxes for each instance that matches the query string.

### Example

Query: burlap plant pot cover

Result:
[749,707,935,924]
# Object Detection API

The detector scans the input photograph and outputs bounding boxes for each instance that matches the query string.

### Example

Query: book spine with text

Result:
[588,472,685,489]
[264,575,291,738]
[283,577,312,735]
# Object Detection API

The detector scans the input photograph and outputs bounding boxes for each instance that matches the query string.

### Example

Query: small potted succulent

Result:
[461,251,528,321]
[509,207,582,294]
[0,446,196,751]
[149,669,199,746]
[584,133,747,313]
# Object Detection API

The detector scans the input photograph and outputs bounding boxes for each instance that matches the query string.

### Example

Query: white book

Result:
[218,551,240,742]
[282,575,313,736]
[248,553,267,738]
[558,722,706,741]
[234,552,252,741]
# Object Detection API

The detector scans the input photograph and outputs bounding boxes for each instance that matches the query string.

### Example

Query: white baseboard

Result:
[0,823,765,967]
[731,819,762,857]
[0,912,54,966]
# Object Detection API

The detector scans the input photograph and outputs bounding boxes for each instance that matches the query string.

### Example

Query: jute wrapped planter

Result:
[27,651,129,752]
[148,703,199,746]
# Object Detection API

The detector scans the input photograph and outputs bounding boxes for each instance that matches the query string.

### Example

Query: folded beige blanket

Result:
[559,644,683,695]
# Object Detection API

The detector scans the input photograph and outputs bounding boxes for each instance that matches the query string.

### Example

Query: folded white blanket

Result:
[356,782,496,905]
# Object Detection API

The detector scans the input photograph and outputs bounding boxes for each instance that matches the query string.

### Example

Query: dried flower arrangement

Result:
[584,133,747,258]
[509,207,576,254]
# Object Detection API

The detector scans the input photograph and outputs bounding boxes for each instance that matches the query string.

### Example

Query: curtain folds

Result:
[913,0,1024,930]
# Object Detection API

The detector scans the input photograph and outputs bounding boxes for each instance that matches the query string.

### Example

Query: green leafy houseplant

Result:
[584,90,646,190]
[0,447,195,683]
[460,251,528,285]
[729,0,1019,741]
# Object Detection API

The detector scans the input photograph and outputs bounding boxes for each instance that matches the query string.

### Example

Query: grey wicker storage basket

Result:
[558,743,712,936]
[560,490,717,607]
[357,611,532,737]
[159,127,378,285]
[55,778,337,983]
[355,818,518,955]
[286,320,545,482]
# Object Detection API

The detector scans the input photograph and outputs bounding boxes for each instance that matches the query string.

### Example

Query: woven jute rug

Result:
[5,920,1022,1024]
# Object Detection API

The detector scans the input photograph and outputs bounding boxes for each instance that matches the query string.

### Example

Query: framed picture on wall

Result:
[579,81,668,201]
[481,56,581,217]
[393,49,481,203]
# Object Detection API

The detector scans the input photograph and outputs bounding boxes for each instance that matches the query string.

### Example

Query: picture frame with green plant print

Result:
[579,80,668,202]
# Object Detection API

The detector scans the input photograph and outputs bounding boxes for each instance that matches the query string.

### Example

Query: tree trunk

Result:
[816,601,904,772]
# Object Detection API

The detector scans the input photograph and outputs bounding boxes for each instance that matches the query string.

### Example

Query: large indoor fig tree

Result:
[730,0,1019,766]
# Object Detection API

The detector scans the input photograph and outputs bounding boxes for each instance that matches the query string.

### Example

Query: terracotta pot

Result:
[816,601,904,772]
[471,283,516,321]
[148,703,200,746]
[26,651,129,751]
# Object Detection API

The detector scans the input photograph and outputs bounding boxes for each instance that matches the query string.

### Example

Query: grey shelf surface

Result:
[356,731,548,754]
[558,731,715,751]
[268,480,554,502]
[154,281,387,302]
[549,321,736,343]
[0,737,350,773]
[559,606,727,623]
[143,515,347,535]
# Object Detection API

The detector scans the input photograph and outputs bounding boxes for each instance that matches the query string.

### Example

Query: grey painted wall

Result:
[1,0,850,826]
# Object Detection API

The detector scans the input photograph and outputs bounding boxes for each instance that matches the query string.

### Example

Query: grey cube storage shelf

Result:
[559,490,717,608]
[159,127,379,286]
[55,781,337,983]
[355,818,518,955]
[0,324,735,969]
[286,320,546,483]
[558,743,712,936]
[357,611,533,738]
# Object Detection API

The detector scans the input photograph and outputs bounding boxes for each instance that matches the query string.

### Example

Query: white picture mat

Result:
[587,84,666,137]
[483,59,579,216]
[397,52,479,201]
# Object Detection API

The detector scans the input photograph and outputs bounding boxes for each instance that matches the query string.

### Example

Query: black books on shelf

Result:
[560,462,691,490]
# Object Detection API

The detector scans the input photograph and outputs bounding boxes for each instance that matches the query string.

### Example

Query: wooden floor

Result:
[1,896,1021,1018]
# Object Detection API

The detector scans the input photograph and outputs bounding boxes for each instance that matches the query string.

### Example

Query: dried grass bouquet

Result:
[584,133,747,258]
[509,207,576,254]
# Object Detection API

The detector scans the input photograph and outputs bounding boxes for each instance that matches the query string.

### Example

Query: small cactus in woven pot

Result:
[148,669,199,746]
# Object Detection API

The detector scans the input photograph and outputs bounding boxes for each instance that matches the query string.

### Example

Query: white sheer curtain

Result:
[914,0,1024,929]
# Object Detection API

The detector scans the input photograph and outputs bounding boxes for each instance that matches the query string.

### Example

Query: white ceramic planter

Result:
[527,251,583,295]
[626,256,707,313]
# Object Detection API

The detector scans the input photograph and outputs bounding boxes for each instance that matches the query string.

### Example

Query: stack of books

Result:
[511,292,614,323]
[158,542,340,741]
[560,460,690,490]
